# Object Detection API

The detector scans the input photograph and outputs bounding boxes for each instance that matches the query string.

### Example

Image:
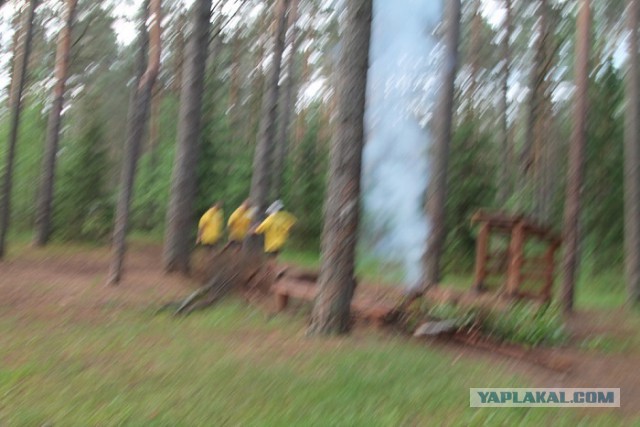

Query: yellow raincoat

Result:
[227,205,252,241]
[255,211,296,253]
[198,207,223,245]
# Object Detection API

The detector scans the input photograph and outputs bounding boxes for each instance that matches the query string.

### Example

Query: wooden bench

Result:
[271,279,396,325]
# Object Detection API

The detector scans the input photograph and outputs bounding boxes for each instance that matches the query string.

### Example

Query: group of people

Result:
[196,198,296,257]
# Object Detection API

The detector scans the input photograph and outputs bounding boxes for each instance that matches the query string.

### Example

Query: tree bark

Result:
[561,0,590,314]
[0,0,38,259]
[307,0,372,336]
[422,0,461,287]
[272,0,299,200]
[107,0,162,285]
[33,0,78,246]
[162,0,213,274]
[467,0,481,119]
[497,0,512,205]
[521,0,556,221]
[172,13,187,95]
[249,0,291,216]
[625,0,640,305]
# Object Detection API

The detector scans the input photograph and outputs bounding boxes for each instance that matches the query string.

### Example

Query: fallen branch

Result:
[156,272,240,316]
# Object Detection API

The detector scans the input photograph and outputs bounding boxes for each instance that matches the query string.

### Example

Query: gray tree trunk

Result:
[272,0,299,200]
[0,0,38,259]
[422,0,461,287]
[33,0,78,246]
[162,0,213,274]
[521,0,556,222]
[307,0,372,336]
[249,0,291,216]
[625,0,640,305]
[107,0,162,285]
[561,0,590,314]
[496,0,512,205]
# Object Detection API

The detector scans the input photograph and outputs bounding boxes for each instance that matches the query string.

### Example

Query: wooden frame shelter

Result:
[471,211,561,302]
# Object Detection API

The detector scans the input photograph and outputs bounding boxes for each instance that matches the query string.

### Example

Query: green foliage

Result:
[443,118,497,272]
[283,108,328,251]
[197,94,252,219]
[54,109,112,242]
[131,95,179,233]
[407,299,568,348]
[0,102,46,233]
[583,60,624,272]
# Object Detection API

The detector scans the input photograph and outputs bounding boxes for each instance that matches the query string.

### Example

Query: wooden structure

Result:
[471,211,561,302]
[271,278,396,326]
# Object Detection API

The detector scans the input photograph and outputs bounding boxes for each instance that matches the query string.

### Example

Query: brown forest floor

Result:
[1,242,639,418]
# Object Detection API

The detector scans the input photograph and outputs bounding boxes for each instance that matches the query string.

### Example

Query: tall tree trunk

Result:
[272,0,299,200]
[497,0,512,205]
[149,84,162,167]
[307,0,372,336]
[172,13,186,95]
[33,0,78,246]
[561,0,590,314]
[162,0,212,274]
[227,32,243,113]
[249,0,291,216]
[522,0,554,219]
[107,0,162,285]
[422,0,461,287]
[625,0,640,305]
[0,0,38,259]
[467,0,482,120]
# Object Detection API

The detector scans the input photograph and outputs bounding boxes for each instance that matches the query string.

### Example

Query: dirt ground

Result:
[1,243,638,417]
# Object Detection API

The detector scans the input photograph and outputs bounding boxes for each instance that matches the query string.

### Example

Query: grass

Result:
[0,239,637,425]
[0,300,623,426]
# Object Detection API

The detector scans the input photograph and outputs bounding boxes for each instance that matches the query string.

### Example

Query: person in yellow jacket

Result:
[196,202,223,247]
[226,199,254,247]
[254,200,296,256]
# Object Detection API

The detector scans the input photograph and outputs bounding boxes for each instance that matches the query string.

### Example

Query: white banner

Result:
[470,388,621,408]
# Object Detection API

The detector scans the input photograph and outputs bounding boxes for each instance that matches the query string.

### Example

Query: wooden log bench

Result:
[271,279,396,325]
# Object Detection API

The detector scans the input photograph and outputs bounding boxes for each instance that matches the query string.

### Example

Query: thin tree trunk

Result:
[107,0,162,285]
[293,47,311,153]
[0,0,38,259]
[422,0,461,287]
[561,0,590,314]
[227,32,242,113]
[162,0,213,274]
[625,0,640,305]
[307,0,372,336]
[172,13,186,95]
[149,85,162,165]
[249,0,291,216]
[468,0,481,120]
[272,0,299,200]
[522,0,555,219]
[497,0,512,205]
[33,0,78,246]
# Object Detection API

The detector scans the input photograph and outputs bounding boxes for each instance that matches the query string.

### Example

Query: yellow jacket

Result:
[227,205,252,241]
[198,207,223,245]
[255,211,296,253]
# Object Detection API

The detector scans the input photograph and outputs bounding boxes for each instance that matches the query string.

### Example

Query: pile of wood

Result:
[158,248,274,316]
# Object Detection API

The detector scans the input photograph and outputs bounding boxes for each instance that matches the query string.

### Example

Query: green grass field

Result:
[0,301,623,426]
[0,239,636,425]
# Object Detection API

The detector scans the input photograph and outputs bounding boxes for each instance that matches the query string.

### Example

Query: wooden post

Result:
[473,222,490,292]
[275,292,289,312]
[541,242,559,301]
[505,221,525,297]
